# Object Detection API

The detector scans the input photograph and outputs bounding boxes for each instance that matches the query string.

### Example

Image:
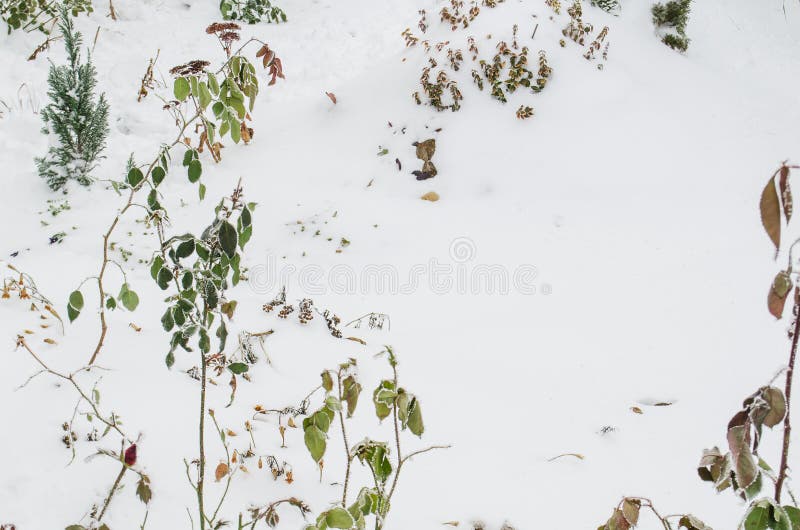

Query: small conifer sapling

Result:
[36,7,109,191]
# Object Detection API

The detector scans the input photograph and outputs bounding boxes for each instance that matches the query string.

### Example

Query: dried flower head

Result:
[220,31,240,46]
[206,22,241,34]
[169,60,210,77]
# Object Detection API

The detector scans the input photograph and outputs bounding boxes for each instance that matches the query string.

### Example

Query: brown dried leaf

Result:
[762,386,787,428]
[215,462,229,482]
[415,139,436,161]
[621,498,640,526]
[325,92,337,104]
[760,177,782,256]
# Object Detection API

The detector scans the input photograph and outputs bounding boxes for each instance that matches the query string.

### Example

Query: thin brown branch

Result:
[776,286,800,502]
[88,110,201,365]
[97,463,127,521]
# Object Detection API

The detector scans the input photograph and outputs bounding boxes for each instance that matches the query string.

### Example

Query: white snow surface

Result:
[1,0,800,528]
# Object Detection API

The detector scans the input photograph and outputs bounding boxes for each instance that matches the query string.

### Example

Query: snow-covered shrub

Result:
[36,7,108,191]
[590,0,619,15]
[220,0,286,24]
[408,7,553,118]
[302,350,448,530]
[597,162,800,530]
[1,0,92,34]
[596,498,709,530]
[563,0,593,46]
[651,0,690,52]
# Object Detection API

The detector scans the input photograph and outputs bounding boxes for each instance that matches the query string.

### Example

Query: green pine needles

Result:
[220,0,286,24]
[36,7,109,191]
[652,0,691,52]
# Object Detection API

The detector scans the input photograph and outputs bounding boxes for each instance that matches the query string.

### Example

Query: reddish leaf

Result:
[325,92,337,104]
[768,270,793,319]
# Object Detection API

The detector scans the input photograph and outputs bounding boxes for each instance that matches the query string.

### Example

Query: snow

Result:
[1,0,800,528]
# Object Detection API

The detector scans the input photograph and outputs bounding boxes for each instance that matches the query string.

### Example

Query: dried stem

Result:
[776,286,800,502]
[97,464,127,521]
[88,109,201,365]
[337,371,352,506]
[198,318,208,530]
[16,336,131,442]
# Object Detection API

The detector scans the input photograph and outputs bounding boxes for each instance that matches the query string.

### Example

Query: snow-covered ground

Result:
[2,0,800,528]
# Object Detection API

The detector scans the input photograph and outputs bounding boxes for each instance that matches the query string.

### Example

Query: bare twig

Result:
[776,286,800,502]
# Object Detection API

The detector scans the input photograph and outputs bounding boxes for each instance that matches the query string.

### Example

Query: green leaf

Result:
[174,77,190,101]
[173,306,186,327]
[199,328,210,354]
[161,307,175,331]
[219,221,238,258]
[325,507,355,529]
[228,362,249,375]
[165,351,175,368]
[106,296,116,310]
[397,391,410,427]
[151,166,166,187]
[188,159,202,183]
[199,183,207,200]
[156,267,172,290]
[204,281,219,309]
[126,167,144,187]
[230,118,241,144]
[407,397,424,437]
[65,526,87,530]
[208,73,220,95]
[67,304,80,322]
[238,225,252,249]
[176,239,195,259]
[342,376,362,417]
[182,149,195,167]
[304,425,326,462]
[321,371,333,392]
[784,506,800,529]
[240,205,252,228]
[150,256,164,280]
[69,290,84,310]
[744,506,770,530]
[313,409,332,432]
[118,284,140,311]
[136,476,152,504]
[198,82,212,110]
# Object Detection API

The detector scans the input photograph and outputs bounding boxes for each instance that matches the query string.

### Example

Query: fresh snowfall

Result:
[1,0,800,529]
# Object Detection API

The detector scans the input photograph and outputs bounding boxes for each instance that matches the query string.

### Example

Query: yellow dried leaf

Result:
[421,191,440,202]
